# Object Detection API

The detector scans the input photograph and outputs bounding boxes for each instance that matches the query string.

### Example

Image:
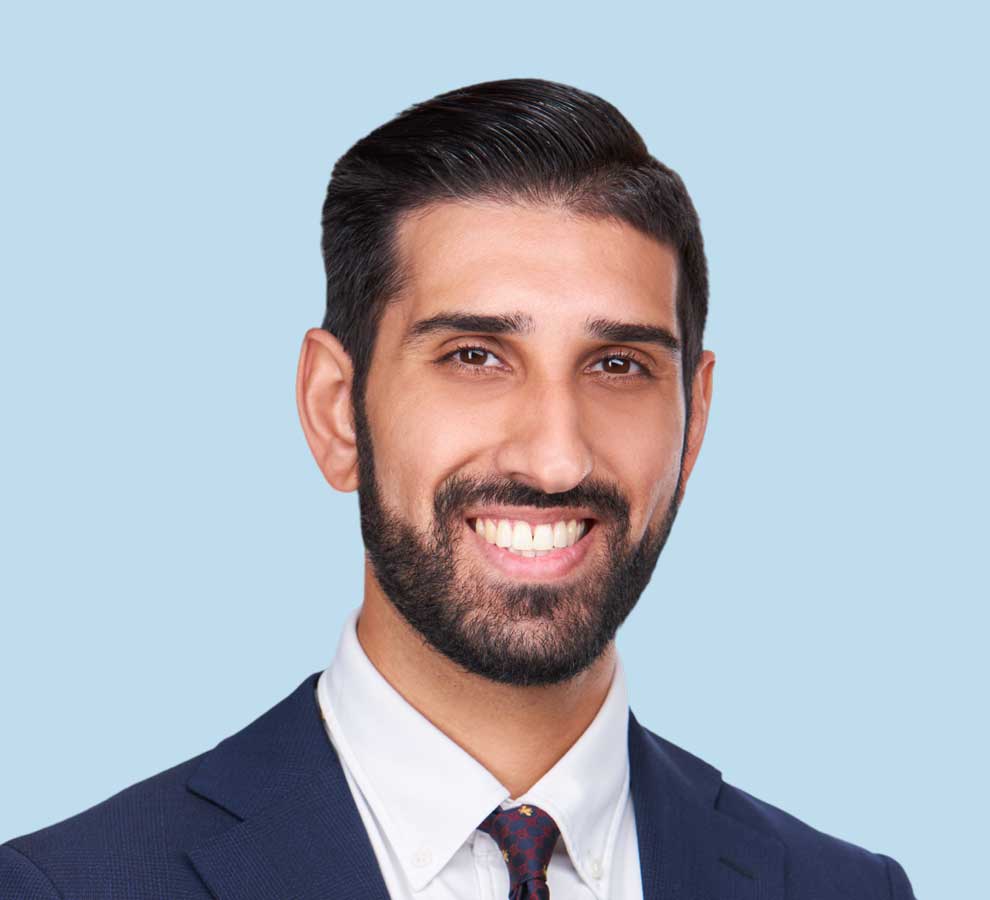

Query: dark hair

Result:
[320,77,708,417]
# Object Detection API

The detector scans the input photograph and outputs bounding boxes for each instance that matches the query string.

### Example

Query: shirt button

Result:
[412,847,433,868]
[589,858,604,879]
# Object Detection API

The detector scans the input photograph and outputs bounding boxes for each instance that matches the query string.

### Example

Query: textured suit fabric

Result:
[1,672,916,899]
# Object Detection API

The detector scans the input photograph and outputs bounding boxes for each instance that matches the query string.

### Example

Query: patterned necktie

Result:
[477,803,561,899]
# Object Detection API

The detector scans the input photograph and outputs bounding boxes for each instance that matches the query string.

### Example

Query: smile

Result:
[464,515,597,580]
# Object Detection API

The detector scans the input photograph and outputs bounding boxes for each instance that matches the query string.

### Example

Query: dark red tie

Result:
[477,803,561,899]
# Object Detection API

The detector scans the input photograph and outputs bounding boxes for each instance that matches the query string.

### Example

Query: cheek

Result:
[600,392,683,464]
[607,411,684,535]
[373,387,479,522]
[622,419,682,467]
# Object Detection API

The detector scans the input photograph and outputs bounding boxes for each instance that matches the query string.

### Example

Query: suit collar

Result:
[183,672,786,899]
[629,710,787,898]
[184,672,390,900]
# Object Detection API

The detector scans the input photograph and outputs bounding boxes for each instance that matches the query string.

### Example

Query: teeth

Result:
[511,521,534,551]
[471,516,589,553]
[533,524,554,550]
[495,519,513,548]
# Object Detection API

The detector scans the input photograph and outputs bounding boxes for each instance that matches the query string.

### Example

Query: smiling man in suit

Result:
[2,79,916,899]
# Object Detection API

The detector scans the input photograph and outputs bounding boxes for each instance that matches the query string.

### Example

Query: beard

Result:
[351,384,684,687]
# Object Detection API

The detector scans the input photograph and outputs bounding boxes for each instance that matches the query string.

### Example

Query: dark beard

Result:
[351,384,683,687]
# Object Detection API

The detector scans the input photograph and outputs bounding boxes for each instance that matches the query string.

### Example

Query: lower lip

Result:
[464,519,597,580]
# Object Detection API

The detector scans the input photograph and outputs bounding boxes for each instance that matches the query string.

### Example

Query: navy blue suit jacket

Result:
[2,672,916,898]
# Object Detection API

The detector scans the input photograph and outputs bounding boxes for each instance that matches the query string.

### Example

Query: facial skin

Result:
[297,200,714,787]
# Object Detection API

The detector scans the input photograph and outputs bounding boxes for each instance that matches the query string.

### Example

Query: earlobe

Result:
[295,327,360,492]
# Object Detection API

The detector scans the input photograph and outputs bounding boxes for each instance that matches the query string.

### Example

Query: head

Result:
[297,78,714,687]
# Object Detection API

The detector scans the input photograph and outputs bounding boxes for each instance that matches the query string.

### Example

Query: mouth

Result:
[463,515,598,580]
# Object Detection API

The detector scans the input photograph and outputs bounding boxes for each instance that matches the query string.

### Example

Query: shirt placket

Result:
[471,828,507,900]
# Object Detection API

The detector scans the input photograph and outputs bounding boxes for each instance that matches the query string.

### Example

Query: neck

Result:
[357,573,617,799]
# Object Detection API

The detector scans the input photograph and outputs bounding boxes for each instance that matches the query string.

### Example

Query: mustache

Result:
[434,473,630,525]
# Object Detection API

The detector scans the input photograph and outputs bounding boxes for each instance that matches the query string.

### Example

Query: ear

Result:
[677,349,715,502]
[296,327,359,492]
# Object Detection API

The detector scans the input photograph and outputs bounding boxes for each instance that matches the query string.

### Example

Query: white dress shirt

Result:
[315,606,643,899]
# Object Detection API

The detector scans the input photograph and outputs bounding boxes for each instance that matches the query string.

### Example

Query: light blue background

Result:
[1,2,985,896]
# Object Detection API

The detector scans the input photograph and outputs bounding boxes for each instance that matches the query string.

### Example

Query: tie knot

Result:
[477,803,560,893]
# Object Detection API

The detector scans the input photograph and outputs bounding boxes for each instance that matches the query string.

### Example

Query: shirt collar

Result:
[514,650,629,893]
[317,605,630,896]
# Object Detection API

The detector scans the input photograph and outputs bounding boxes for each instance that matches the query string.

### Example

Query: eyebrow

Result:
[401,311,681,356]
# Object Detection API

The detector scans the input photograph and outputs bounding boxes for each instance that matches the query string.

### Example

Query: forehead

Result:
[387,200,679,337]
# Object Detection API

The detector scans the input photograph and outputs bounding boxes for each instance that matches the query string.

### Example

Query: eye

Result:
[437,344,653,380]
[441,345,504,373]
[589,352,651,378]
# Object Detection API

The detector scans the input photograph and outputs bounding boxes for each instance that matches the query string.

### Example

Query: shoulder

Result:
[1,673,327,899]
[632,719,916,898]
[716,777,913,897]
[1,752,231,898]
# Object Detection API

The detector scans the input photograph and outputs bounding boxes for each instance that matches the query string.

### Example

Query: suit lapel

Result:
[629,710,787,899]
[182,673,786,900]
[183,673,390,900]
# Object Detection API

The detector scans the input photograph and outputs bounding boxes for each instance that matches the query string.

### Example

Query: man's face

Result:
[354,200,697,686]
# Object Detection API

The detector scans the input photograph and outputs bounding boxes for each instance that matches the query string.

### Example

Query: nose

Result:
[493,375,594,495]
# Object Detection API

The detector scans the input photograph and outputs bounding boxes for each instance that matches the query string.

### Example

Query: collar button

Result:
[412,847,433,868]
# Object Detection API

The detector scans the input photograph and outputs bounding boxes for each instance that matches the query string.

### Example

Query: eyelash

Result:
[438,343,654,380]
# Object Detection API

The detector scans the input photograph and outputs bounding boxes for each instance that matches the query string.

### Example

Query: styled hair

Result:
[320,77,708,414]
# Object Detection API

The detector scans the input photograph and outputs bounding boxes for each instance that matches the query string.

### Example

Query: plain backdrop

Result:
[2,2,986,897]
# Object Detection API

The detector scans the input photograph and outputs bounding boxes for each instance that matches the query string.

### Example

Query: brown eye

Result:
[457,347,490,366]
[604,357,632,374]
[439,345,504,376]
[591,354,649,378]
[441,346,650,379]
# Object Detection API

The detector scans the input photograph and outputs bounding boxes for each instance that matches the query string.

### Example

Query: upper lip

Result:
[464,507,597,525]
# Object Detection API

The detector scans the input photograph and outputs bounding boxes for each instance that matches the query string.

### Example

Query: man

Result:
[1,78,915,899]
